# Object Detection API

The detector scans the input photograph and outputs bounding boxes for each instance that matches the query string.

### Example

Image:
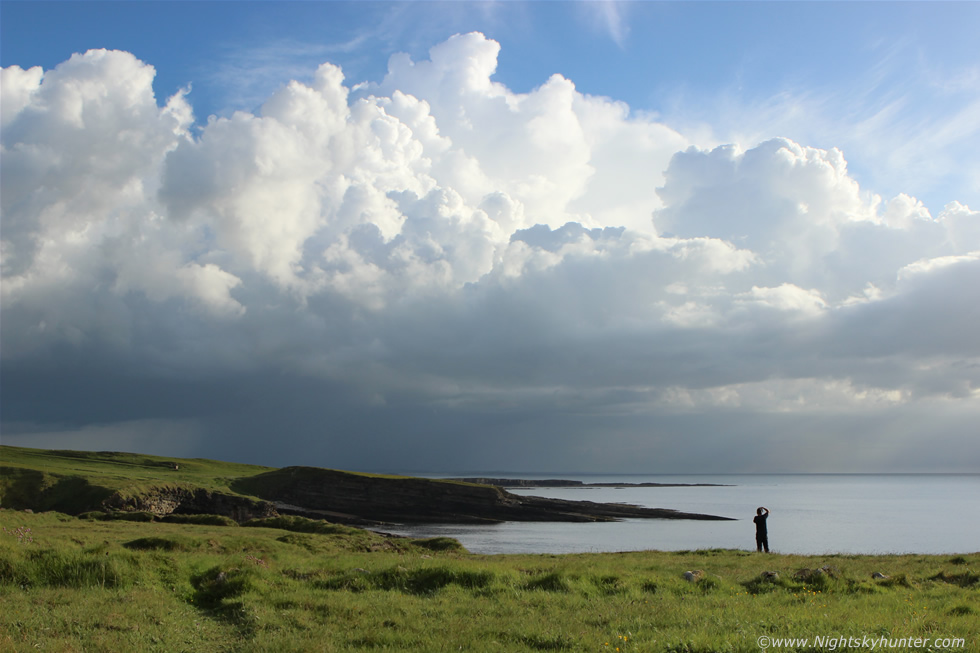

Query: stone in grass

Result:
[793,566,837,581]
[820,565,839,578]
[683,570,705,582]
[872,572,889,579]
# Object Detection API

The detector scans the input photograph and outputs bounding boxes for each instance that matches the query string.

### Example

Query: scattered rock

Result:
[794,567,830,581]
[791,565,840,580]
[683,570,705,582]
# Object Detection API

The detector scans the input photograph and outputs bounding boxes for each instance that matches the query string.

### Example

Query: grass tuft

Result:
[413,536,467,553]
[123,536,190,552]
[523,571,571,592]
[190,565,255,605]
[1,548,135,589]
[640,580,659,594]
[106,511,157,522]
[876,573,916,588]
[243,515,358,535]
[162,513,238,527]
[930,570,980,587]
[513,632,576,650]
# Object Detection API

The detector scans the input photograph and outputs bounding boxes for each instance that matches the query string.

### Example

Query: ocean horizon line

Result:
[380,470,978,478]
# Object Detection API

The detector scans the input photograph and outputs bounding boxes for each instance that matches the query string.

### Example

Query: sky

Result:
[2,1,979,474]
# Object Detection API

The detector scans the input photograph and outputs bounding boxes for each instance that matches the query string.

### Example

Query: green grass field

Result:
[1,509,976,652]
[1,446,976,652]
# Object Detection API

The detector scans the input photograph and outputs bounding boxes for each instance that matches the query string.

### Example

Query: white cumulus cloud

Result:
[2,33,978,472]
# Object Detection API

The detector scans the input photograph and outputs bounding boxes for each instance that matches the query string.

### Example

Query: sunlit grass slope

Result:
[1,509,977,652]
[0,445,276,513]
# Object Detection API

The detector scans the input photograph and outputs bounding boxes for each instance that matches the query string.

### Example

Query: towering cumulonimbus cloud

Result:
[2,33,977,471]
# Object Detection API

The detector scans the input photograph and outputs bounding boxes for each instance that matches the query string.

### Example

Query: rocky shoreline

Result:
[450,477,732,488]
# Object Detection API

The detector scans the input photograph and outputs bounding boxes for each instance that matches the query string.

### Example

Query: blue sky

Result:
[2,2,979,472]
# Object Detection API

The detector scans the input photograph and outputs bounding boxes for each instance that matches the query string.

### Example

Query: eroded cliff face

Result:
[233,468,522,524]
[102,487,278,523]
[230,467,735,524]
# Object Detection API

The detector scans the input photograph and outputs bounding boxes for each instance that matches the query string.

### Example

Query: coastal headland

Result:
[0,445,734,525]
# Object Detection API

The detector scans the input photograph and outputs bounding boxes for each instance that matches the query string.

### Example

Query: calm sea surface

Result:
[379,474,979,555]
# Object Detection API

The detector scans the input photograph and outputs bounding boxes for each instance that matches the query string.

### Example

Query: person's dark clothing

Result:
[754,512,769,552]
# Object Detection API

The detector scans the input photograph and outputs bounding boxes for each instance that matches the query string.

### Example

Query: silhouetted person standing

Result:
[754,507,770,552]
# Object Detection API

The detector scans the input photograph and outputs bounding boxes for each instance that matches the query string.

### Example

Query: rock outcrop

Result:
[102,486,278,523]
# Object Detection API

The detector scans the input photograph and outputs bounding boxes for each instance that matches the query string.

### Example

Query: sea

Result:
[378,474,979,555]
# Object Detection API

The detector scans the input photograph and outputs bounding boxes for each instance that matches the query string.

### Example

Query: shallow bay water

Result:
[379,474,979,555]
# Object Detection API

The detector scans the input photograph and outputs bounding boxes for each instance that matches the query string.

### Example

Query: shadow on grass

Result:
[511,632,577,651]
[0,468,114,514]
[930,570,980,588]
[123,536,190,552]
[316,565,495,596]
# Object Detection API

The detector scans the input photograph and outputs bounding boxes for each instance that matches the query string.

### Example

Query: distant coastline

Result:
[449,477,733,488]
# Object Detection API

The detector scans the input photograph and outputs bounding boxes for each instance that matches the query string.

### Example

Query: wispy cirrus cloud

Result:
[201,39,359,115]
[581,0,630,48]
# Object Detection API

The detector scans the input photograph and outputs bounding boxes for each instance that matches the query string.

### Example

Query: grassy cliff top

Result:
[1,445,275,489]
[0,446,513,521]
[0,445,435,514]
